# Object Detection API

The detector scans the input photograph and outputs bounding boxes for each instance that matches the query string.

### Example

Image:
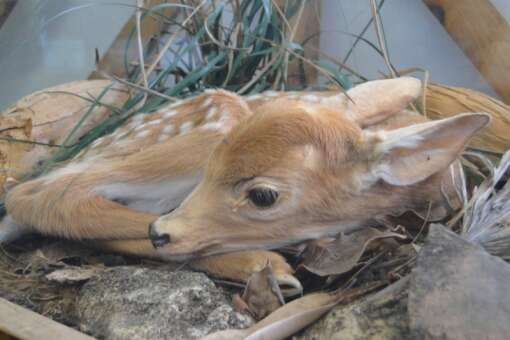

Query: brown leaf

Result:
[203,292,336,340]
[15,241,95,274]
[238,262,285,320]
[232,293,251,314]
[425,83,510,155]
[45,266,105,284]
[203,283,383,340]
[301,227,404,276]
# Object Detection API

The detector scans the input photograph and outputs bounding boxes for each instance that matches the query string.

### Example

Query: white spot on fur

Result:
[205,107,217,120]
[158,134,170,142]
[246,94,262,101]
[201,97,213,108]
[162,125,174,134]
[201,122,223,131]
[129,115,145,129]
[320,94,345,106]
[179,121,193,134]
[132,114,144,122]
[136,130,151,139]
[91,138,103,148]
[147,119,162,126]
[298,103,319,116]
[114,130,130,140]
[302,94,319,102]
[163,110,178,119]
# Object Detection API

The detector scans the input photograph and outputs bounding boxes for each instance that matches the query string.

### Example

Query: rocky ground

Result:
[1,224,510,339]
[296,225,510,340]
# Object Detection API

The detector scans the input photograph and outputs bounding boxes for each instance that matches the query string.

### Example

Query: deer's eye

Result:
[248,187,279,208]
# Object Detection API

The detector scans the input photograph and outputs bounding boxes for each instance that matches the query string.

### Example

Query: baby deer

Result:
[0,78,489,295]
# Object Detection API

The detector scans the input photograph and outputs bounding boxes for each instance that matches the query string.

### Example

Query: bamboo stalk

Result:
[423,0,510,103]
[424,83,510,154]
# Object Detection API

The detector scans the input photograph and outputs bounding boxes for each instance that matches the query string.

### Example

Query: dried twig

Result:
[369,0,397,78]
[136,0,149,106]
[102,72,177,102]
[461,151,510,260]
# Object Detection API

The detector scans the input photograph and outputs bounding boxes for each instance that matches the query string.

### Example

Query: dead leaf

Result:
[301,227,404,276]
[233,293,251,314]
[203,283,383,340]
[238,262,285,320]
[15,240,95,275]
[45,266,105,284]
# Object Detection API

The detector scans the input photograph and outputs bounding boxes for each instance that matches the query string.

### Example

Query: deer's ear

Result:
[366,113,490,186]
[347,77,422,127]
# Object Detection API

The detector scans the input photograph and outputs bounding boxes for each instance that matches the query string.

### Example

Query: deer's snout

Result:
[149,222,171,248]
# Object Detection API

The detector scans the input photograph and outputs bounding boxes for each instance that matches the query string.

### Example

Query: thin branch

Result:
[237,53,282,94]
[342,0,386,69]
[101,72,177,102]
[306,45,368,81]
[136,0,149,106]
[369,0,397,78]
[204,14,250,51]
[0,136,66,148]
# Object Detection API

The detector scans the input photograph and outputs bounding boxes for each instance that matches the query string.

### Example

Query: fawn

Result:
[0,77,489,294]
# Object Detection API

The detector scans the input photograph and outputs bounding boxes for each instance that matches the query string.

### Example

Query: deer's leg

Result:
[97,239,302,296]
[5,178,157,240]
[191,251,302,296]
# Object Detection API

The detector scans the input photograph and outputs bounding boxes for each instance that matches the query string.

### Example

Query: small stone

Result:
[77,267,253,340]
[295,278,410,340]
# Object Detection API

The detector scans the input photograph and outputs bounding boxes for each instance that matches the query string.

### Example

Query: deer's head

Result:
[149,78,489,260]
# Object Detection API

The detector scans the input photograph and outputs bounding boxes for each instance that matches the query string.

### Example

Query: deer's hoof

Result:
[274,272,303,297]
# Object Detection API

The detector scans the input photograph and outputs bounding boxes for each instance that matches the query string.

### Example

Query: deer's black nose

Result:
[149,222,171,248]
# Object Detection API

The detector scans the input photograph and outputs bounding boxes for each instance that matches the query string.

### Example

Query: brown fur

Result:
[208,100,364,183]
[1,78,486,287]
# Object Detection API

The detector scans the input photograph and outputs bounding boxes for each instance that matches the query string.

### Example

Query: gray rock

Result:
[295,278,410,340]
[409,224,510,340]
[77,266,253,340]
